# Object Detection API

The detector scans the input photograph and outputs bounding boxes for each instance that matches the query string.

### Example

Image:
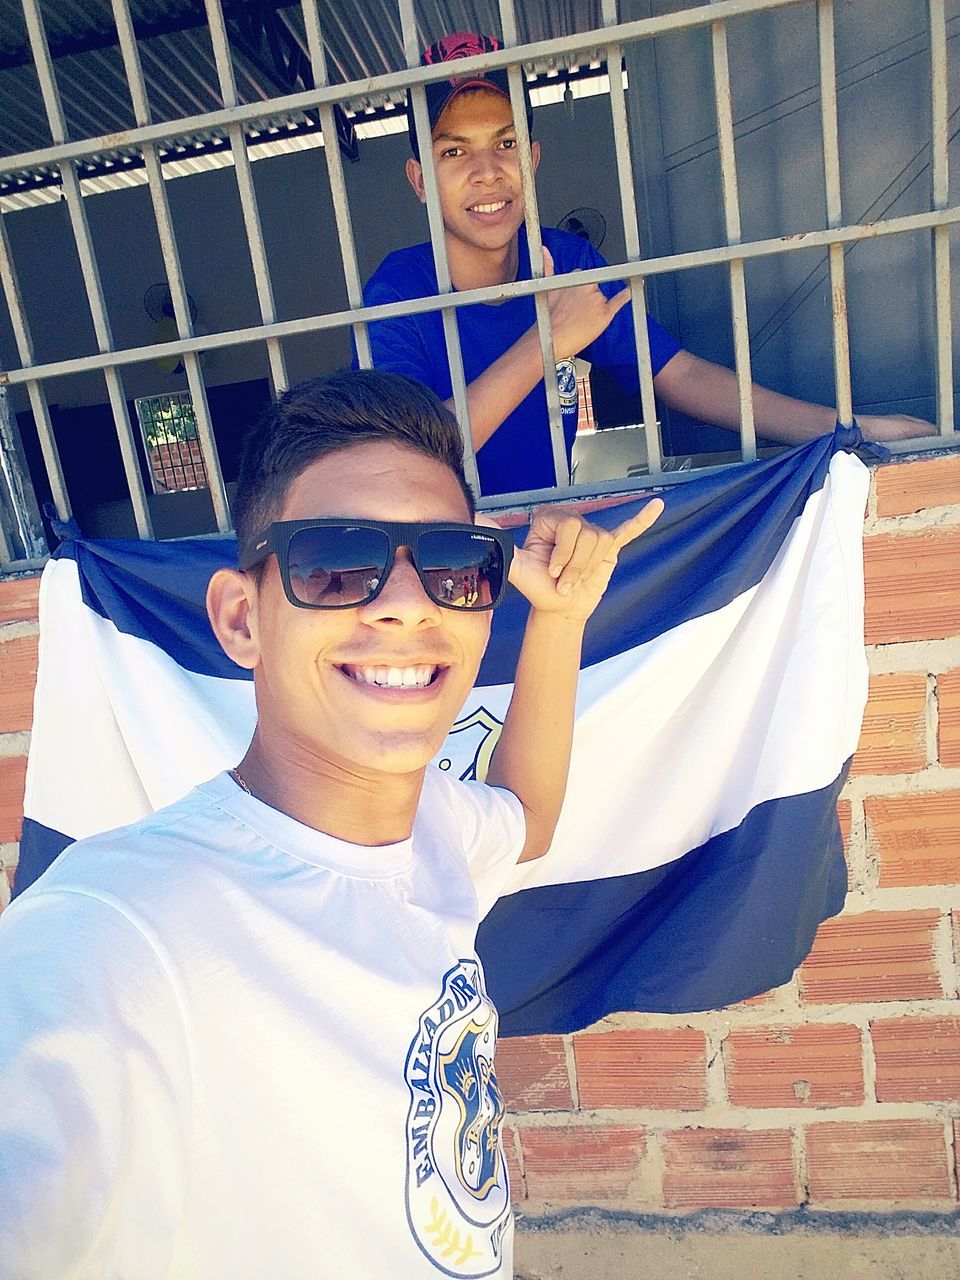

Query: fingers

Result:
[553,522,605,596]
[608,285,632,317]
[545,514,583,582]
[611,498,665,550]
[542,245,555,278]
[537,512,615,597]
[560,499,663,593]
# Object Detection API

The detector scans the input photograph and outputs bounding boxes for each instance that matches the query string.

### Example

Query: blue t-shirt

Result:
[360,226,681,496]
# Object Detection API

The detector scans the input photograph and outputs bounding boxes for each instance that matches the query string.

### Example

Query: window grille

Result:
[135,393,208,496]
[0,0,955,575]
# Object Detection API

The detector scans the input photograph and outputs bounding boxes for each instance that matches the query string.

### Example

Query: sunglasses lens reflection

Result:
[418,531,503,608]
[284,526,505,610]
[287,526,389,607]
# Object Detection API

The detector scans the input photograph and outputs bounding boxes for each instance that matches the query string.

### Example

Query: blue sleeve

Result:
[354,275,438,391]
[555,237,682,386]
[592,299,682,384]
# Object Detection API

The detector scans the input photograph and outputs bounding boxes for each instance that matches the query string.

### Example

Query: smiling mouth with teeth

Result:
[340,664,440,689]
[469,200,509,214]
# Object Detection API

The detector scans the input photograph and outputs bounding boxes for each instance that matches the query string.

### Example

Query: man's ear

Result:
[405,157,427,204]
[206,568,260,671]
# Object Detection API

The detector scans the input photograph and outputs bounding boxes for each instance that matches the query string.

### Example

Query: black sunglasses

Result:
[238,518,514,612]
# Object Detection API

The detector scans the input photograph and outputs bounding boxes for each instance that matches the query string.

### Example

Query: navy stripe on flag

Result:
[56,429,852,685]
[479,766,850,1034]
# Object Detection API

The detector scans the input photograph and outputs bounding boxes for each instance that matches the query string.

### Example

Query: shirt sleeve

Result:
[567,238,682,383]
[0,889,191,1279]
[358,274,438,389]
[425,769,527,919]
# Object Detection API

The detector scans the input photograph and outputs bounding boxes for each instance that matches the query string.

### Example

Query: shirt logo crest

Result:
[404,960,511,1276]
[555,359,578,409]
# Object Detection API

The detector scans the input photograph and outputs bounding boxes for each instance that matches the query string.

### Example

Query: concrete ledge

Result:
[515,1208,960,1280]
[516,1205,960,1235]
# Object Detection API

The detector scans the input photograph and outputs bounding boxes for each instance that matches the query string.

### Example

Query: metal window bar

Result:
[22,0,154,537]
[0,212,66,549]
[5,206,956,388]
[929,0,955,436]
[710,12,756,461]
[203,0,289,396]
[0,384,45,561]
[816,0,853,427]
[110,0,231,534]
[601,0,663,476]
[499,0,569,488]
[300,0,372,369]
[396,0,480,496]
[0,0,957,573]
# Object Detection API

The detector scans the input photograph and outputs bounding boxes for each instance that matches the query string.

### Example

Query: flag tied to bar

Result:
[16,430,871,1035]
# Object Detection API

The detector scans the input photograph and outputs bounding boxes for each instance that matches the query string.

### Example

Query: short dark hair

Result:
[232,369,476,566]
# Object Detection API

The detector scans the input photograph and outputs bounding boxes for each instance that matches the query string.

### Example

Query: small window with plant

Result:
[135,393,208,495]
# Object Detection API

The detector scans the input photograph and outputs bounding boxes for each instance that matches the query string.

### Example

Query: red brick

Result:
[0,754,26,844]
[872,1017,960,1102]
[0,634,38,733]
[837,799,852,851]
[574,1028,707,1110]
[519,1124,646,1203]
[662,1128,797,1209]
[939,671,960,768]
[725,1023,864,1109]
[850,673,927,776]
[806,1120,951,1202]
[867,791,960,887]
[875,455,960,518]
[495,1035,572,1111]
[863,528,960,644]
[799,909,942,1004]
[0,575,40,625]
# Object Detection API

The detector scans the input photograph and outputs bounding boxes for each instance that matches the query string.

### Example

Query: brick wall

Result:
[0,452,958,1215]
[0,574,38,910]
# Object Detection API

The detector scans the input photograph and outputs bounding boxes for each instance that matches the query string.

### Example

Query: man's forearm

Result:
[654,351,836,444]
[485,610,586,862]
[443,328,545,450]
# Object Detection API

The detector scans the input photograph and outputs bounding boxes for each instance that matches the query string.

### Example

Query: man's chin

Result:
[354,733,447,776]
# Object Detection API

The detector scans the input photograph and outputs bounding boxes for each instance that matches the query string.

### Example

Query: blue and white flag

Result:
[17,430,870,1035]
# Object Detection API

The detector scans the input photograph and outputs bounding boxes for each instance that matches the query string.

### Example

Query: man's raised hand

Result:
[542,246,632,361]
[506,500,664,621]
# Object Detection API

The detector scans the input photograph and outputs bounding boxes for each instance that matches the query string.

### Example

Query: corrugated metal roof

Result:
[0,0,608,171]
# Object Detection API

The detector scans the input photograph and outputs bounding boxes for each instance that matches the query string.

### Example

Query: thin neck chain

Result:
[229,766,253,797]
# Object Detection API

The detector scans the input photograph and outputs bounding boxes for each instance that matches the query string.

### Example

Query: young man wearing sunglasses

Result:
[360,31,931,497]
[0,369,661,1277]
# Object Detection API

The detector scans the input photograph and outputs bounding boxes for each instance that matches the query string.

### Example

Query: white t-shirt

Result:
[0,766,526,1279]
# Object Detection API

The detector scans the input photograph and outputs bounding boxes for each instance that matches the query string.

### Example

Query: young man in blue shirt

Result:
[361,31,932,497]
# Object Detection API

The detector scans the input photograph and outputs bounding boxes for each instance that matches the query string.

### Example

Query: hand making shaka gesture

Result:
[501,499,664,622]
